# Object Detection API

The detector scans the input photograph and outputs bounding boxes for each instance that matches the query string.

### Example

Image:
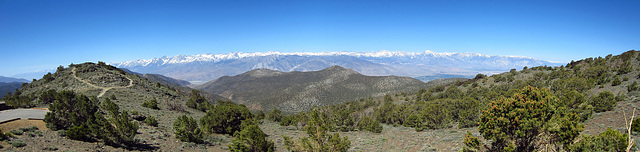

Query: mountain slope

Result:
[0,76,29,83]
[121,68,191,87]
[196,66,440,113]
[112,50,561,82]
[141,74,191,87]
[0,76,28,98]
[0,82,23,98]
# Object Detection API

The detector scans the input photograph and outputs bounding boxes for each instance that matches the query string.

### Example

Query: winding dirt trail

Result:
[71,67,133,98]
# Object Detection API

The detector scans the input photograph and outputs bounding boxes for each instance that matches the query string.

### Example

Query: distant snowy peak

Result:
[112,50,542,67]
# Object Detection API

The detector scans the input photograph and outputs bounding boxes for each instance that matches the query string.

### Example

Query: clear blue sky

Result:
[1,0,638,77]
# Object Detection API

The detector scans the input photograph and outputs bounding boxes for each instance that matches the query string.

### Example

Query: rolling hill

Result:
[196,65,455,113]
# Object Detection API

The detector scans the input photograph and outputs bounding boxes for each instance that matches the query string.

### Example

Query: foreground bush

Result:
[358,116,382,133]
[591,91,616,113]
[200,101,253,135]
[476,86,583,151]
[283,109,350,152]
[174,115,203,143]
[229,124,275,152]
[571,128,628,151]
[44,91,138,146]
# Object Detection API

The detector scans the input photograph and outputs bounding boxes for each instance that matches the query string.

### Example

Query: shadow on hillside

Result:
[121,142,160,151]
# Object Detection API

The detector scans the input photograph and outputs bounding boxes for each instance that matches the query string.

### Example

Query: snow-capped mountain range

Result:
[111,50,563,83]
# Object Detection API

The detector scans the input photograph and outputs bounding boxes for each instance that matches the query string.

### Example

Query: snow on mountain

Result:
[111,50,563,83]
[113,50,490,67]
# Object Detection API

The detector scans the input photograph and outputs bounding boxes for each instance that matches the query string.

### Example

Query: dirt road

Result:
[71,67,133,98]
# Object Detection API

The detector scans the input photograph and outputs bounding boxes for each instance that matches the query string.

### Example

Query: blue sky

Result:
[1,0,639,77]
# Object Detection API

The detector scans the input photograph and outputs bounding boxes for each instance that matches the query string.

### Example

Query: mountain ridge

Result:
[0,76,29,83]
[111,50,561,82]
[113,50,552,67]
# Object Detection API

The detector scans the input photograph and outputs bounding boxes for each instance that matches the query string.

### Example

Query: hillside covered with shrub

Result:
[265,50,640,151]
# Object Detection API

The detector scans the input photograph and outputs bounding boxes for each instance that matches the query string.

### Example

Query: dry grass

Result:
[0,120,47,133]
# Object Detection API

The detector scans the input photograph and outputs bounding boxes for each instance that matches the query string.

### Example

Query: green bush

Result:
[283,109,350,152]
[633,117,640,133]
[174,115,203,143]
[456,98,481,129]
[197,101,212,112]
[200,101,253,135]
[9,140,26,148]
[474,73,487,80]
[142,98,159,109]
[591,91,616,113]
[229,124,275,152]
[57,130,66,137]
[612,77,621,86]
[629,81,639,92]
[187,90,207,110]
[9,129,23,135]
[571,128,628,151]
[44,91,138,146]
[560,90,585,108]
[19,126,38,132]
[463,131,482,152]
[618,61,633,74]
[478,86,583,151]
[145,116,159,127]
[44,90,100,130]
[66,125,92,141]
[267,109,283,122]
[422,100,451,129]
[255,111,265,121]
[358,116,383,133]
[34,130,43,137]
[403,114,422,129]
